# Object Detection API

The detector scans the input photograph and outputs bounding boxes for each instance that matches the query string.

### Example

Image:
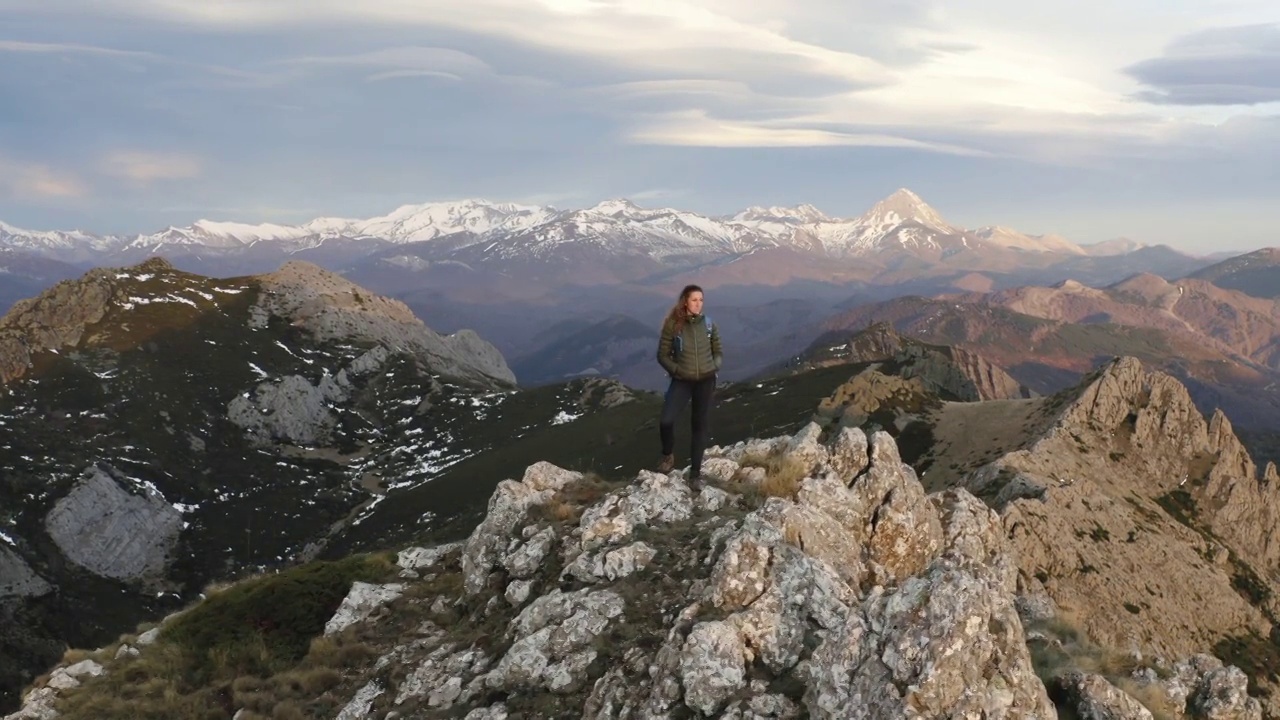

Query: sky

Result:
[1,1,1279,253]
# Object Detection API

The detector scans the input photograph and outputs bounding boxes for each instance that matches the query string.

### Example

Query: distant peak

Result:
[873,188,929,211]
[135,256,176,273]
[863,187,949,229]
[586,198,642,215]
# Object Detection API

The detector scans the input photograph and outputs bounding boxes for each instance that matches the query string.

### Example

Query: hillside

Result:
[10,354,1280,719]
[816,287,1280,444]
[0,258,525,711]
[1187,248,1280,299]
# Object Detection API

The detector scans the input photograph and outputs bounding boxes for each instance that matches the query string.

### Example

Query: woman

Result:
[655,284,722,487]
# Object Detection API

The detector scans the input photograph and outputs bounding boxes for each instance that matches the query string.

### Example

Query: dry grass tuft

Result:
[1028,609,1179,720]
[528,472,629,526]
[734,447,809,501]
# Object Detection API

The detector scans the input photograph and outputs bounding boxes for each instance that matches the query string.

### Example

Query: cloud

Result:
[10,0,1184,164]
[99,150,202,183]
[626,109,994,156]
[0,39,155,58]
[0,156,86,199]
[1126,24,1280,105]
[60,0,898,90]
[282,46,491,83]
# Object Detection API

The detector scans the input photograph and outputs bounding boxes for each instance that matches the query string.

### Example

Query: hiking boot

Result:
[687,473,705,492]
[657,454,675,473]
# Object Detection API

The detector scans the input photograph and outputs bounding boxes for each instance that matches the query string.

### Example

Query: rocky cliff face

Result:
[909,355,1280,710]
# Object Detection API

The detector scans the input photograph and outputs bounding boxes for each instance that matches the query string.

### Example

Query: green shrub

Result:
[160,554,395,685]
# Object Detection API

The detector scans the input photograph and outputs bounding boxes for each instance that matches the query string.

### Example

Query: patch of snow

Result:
[552,410,581,424]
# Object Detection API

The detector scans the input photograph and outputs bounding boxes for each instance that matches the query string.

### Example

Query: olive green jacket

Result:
[657,314,722,381]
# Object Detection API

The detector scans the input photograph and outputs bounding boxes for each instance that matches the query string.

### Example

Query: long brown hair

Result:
[664,284,703,334]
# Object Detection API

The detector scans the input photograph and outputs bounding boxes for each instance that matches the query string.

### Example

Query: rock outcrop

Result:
[9,419,1270,719]
[227,347,390,445]
[0,258,125,383]
[908,355,1280,708]
[316,427,1059,718]
[1028,357,1280,573]
[817,321,1032,401]
[255,261,515,388]
[43,464,183,582]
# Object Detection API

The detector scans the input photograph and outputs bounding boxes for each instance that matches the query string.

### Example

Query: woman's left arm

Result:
[711,321,723,372]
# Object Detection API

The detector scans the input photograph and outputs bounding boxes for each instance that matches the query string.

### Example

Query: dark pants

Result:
[659,375,716,477]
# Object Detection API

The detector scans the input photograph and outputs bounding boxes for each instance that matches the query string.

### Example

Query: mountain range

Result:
[5,189,1245,395]
[0,189,1128,260]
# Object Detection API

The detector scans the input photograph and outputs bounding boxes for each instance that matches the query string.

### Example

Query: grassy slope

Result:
[328,363,862,554]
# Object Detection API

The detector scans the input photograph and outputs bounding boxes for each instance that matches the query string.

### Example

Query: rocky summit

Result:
[8,424,1266,719]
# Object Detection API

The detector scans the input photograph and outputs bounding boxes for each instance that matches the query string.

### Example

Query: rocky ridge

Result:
[11,424,1267,719]
[0,257,514,389]
[906,355,1280,708]
[796,321,1033,402]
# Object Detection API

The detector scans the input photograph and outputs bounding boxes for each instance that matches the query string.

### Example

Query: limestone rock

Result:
[324,582,405,635]
[1187,664,1261,720]
[0,264,116,383]
[827,425,869,482]
[461,463,580,595]
[227,373,346,446]
[1054,671,1154,720]
[397,542,462,571]
[43,464,183,581]
[336,680,384,720]
[43,419,1261,720]
[577,470,692,550]
[680,621,748,715]
[485,589,624,694]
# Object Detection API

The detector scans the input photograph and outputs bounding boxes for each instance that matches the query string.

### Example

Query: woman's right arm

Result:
[657,319,680,376]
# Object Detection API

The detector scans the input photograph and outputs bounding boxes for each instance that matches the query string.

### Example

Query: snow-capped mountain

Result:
[0,220,121,257]
[973,226,1085,255]
[124,220,315,251]
[349,199,558,243]
[1081,237,1148,256]
[813,188,968,255]
[0,189,1119,274]
[732,203,832,225]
